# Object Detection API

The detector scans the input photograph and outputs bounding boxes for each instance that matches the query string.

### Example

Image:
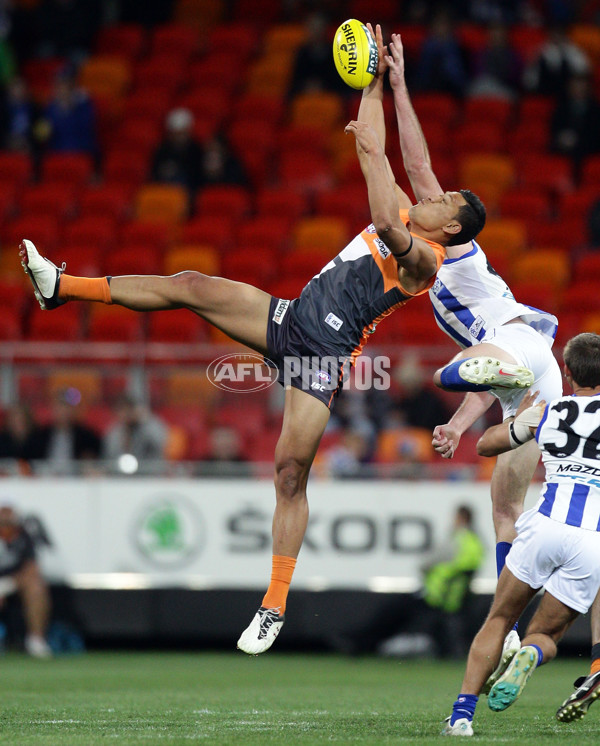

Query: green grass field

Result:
[0,652,598,744]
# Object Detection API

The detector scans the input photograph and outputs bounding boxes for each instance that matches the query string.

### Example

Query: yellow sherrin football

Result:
[333,19,378,90]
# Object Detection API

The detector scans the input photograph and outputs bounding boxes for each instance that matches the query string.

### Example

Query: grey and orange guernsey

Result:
[266,210,445,408]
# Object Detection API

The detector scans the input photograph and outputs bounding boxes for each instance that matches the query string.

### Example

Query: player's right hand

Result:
[345,120,382,155]
[432,424,460,459]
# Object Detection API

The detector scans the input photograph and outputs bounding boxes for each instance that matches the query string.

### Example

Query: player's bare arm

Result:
[477,390,546,457]
[358,24,409,206]
[346,119,437,287]
[432,391,495,459]
[386,33,472,256]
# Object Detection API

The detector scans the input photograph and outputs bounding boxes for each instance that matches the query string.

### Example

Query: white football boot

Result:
[19,239,65,310]
[458,357,533,389]
[237,606,284,655]
[441,717,474,736]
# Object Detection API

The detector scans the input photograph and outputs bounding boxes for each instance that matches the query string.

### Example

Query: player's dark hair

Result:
[447,190,486,246]
[564,333,600,388]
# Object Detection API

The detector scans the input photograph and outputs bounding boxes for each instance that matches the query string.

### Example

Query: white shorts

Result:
[478,323,563,419]
[506,508,600,614]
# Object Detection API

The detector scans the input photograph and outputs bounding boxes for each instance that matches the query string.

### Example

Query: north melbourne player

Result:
[443,332,600,736]
[385,32,564,688]
[19,24,488,656]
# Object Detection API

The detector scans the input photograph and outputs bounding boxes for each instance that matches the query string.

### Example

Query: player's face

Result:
[408,191,467,231]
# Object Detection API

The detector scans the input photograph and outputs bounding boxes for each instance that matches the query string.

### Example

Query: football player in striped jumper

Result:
[443,332,600,735]
[385,32,564,690]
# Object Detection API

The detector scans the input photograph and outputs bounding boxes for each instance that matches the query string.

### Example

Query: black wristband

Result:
[509,421,525,446]
[393,235,413,259]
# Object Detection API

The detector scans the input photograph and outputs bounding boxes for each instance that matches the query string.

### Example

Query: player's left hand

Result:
[385,33,407,89]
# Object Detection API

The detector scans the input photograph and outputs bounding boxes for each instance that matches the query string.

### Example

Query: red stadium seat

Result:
[196,185,251,221]
[256,187,308,222]
[96,24,146,61]
[507,121,550,156]
[22,57,65,102]
[561,281,600,314]
[4,215,61,254]
[237,216,293,252]
[187,53,241,93]
[499,189,551,223]
[453,121,506,154]
[559,186,600,223]
[528,219,585,253]
[63,216,118,252]
[581,154,600,188]
[412,93,460,129]
[463,97,514,128]
[79,184,134,222]
[103,149,149,187]
[209,23,257,59]
[134,55,187,92]
[88,306,143,342]
[0,309,22,340]
[0,153,33,186]
[120,221,170,253]
[20,183,77,219]
[517,95,555,125]
[147,309,207,343]
[27,310,82,342]
[279,150,334,194]
[41,153,95,187]
[150,23,199,60]
[572,252,600,283]
[55,244,102,277]
[221,247,279,287]
[102,245,163,277]
[180,215,234,250]
[122,88,173,124]
[519,154,574,194]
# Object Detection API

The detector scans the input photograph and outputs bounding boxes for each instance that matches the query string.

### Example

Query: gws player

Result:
[443,332,600,736]
[19,24,486,656]
[385,32,563,687]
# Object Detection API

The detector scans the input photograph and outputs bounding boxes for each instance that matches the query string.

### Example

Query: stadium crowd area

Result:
[0,0,599,477]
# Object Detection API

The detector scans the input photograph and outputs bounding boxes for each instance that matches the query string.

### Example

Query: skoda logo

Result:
[133,494,204,568]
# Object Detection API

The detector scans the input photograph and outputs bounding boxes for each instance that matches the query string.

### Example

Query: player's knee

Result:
[274,456,309,501]
[168,270,212,305]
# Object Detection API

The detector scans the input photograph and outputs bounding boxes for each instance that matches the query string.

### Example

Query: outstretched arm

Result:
[345,119,438,283]
[356,24,412,209]
[385,33,442,201]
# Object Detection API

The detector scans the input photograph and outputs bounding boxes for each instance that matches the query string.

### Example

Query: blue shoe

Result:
[488,646,539,711]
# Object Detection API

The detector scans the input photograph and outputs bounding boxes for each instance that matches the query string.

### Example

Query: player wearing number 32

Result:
[443,332,600,736]
[19,25,486,656]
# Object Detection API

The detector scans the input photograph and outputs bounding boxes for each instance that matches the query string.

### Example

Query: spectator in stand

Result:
[412,12,468,97]
[523,24,590,97]
[468,22,523,100]
[1,76,39,153]
[387,356,452,433]
[289,11,348,97]
[37,67,97,158]
[102,394,168,474]
[150,108,203,197]
[33,388,101,475]
[322,428,372,479]
[199,133,246,190]
[0,404,44,470]
[0,504,52,658]
[198,426,252,478]
[550,74,600,171]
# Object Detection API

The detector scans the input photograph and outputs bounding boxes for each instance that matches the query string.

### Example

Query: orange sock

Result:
[58,274,112,304]
[592,658,600,675]
[262,555,296,614]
